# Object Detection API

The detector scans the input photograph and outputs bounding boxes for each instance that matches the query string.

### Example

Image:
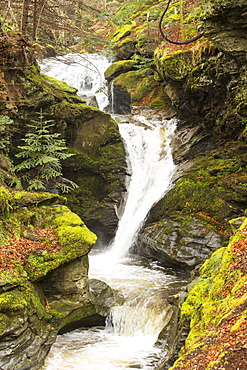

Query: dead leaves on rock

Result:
[173,227,247,370]
[0,227,62,272]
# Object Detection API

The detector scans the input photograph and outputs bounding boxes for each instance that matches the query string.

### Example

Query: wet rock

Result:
[112,39,138,60]
[155,292,188,369]
[136,217,222,269]
[107,82,132,115]
[89,278,124,317]
[104,60,137,82]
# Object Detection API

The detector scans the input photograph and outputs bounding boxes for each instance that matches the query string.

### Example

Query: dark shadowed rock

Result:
[136,217,222,269]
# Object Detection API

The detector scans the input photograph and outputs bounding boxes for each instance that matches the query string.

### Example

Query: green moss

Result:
[155,49,195,81]
[49,301,96,330]
[0,313,8,335]
[114,68,159,105]
[52,205,84,227]
[57,224,96,248]
[0,289,28,311]
[0,188,96,283]
[43,75,77,94]
[170,217,247,369]
[181,217,247,341]
[231,310,247,331]
[111,21,136,43]
[23,205,96,280]
[104,60,137,81]
[151,142,246,234]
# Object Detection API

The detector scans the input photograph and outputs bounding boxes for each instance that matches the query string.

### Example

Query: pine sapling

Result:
[13,112,78,193]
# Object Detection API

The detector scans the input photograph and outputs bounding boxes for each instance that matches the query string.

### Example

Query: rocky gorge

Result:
[0,0,247,369]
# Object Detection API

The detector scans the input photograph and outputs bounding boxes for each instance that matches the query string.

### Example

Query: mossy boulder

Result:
[104,60,137,82]
[154,49,195,82]
[169,217,247,369]
[112,39,138,60]
[0,188,99,370]
[111,67,176,112]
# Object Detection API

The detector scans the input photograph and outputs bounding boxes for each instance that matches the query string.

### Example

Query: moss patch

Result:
[0,188,96,284]
[104,60,137,81]
[170,218,247,370]
[150,141,247,235]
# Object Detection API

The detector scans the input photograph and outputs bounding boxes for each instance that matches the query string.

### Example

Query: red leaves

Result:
[0,227,62,272]
[230,229,247,276]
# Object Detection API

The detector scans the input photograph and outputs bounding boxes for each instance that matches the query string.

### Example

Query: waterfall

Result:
[39,53,111,111]
[107,115,176,261]
[110,80,115,113]
[41,54,188,370]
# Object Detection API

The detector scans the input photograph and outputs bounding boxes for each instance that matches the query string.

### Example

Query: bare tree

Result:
[20,0,30,36]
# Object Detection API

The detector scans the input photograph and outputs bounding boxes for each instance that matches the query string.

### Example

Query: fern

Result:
[13,111,78,193]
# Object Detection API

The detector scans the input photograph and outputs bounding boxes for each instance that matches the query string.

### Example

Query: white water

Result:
[41,54,188,370]
[43,257,187,370]
[108,114,177,261]
[40,53,111,110]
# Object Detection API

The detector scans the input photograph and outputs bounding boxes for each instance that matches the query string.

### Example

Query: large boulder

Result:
[0,189,99,370]
[136,217,222,269]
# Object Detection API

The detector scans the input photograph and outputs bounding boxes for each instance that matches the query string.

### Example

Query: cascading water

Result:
[41,54,188,370]
[39,53,111,111]
[107,114,176,261]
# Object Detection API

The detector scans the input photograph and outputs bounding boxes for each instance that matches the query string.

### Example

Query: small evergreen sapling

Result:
[0,115,13,153]
[13,112,78,193]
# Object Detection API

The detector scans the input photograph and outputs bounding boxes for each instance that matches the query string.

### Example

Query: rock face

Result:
[137,1,247,368]
[203,0,247,59]
[136,217,222,269]
[0,33,127,245]
[0,189,99,370]
[89,279,123,317]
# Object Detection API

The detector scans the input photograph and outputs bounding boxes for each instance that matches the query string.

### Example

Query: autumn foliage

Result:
[0,226,62,273]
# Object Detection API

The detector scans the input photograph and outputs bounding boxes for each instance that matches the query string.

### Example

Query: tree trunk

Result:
[21,0,31,37]
[32,0,45,41]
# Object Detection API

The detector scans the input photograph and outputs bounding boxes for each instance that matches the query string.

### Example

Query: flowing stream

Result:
[41,54,188,370]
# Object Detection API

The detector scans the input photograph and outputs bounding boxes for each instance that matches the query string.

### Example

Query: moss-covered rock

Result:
[112,39,138,60]
[155,49,196,82]
[153,5,247,137]
[0,187,98,370]
[110,67,176,112]
[104,60,137,82]
[148,141,247,236]
[169,217,247,369]
[0,33,127,244]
